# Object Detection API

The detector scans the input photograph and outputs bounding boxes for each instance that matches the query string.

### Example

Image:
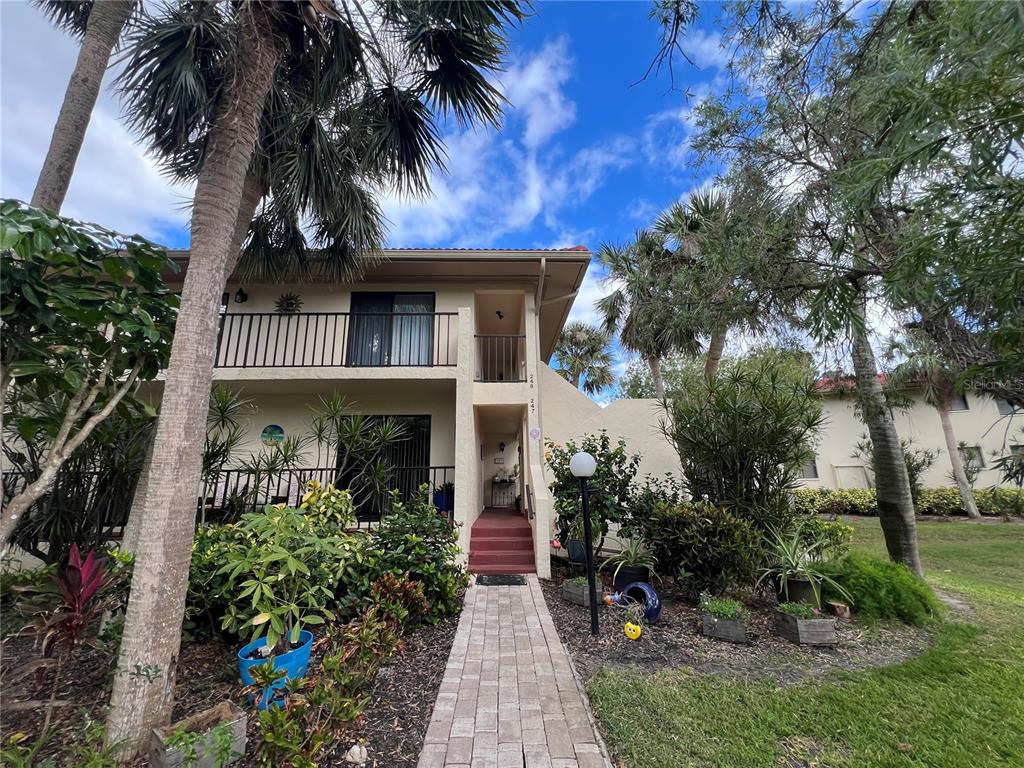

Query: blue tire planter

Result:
[613,582,662,623]
[237,630,313,709]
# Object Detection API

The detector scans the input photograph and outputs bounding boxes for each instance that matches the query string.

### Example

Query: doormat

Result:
[475,575,527,586]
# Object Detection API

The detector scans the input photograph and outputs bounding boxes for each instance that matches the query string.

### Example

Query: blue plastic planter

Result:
[237,629,313,709]
[433,489,454,513]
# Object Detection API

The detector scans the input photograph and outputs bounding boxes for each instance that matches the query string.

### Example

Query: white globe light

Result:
[569,451,597,478]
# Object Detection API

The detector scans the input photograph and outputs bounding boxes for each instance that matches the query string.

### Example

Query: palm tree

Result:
[888,332,981,519]
[105,1,526,754]
[554,321,615,395]
[31,0,138,212]
[654,188,778,381]
[850,292,922,575]
[597,230,699,397]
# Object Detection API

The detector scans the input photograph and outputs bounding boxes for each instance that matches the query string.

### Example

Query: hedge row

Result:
[792,486,1024,518]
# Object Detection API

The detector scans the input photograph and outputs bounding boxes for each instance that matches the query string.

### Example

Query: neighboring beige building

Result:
[800,387,1022,490]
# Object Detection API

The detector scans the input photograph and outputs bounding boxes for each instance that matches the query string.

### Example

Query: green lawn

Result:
[587,521,1024,768]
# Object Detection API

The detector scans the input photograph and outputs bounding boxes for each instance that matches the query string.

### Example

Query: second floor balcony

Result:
[214,311,459,369]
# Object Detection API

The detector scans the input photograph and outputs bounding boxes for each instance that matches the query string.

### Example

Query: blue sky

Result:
[1,1,733,399]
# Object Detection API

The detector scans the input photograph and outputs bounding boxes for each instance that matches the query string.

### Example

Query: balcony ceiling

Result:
[166,248,591,362]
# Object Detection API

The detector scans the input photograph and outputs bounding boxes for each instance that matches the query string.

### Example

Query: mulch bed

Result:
[540,563,934,686]
[0,610,461,766]
[322,612,460,768]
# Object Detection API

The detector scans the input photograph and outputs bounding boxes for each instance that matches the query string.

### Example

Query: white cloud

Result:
[500,36,577,150]
[381,38,634,249]
[0,2,191,239]
[682,28,727,71]
[567,261,611,328]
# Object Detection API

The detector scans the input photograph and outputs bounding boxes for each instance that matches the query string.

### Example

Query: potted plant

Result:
[562,516,588,564]
[219,504,347,708]
[150,701,246,768]
[601,538,657,590]
[432,481,455,514]
[775,602,837,646]
[561,575,596,607]
[757,521,852,608]
[699,591,748,643]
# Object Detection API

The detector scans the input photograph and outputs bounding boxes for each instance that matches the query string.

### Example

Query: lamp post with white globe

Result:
[569,451,599,635]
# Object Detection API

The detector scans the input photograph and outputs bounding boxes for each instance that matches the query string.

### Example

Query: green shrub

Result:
[791,487,831,517]
[642,501,762,594]
[794,486,1024,518]
[699,592,745,620]
[978,487,1024,518]
[219,504,367,652]
[374,487,468,620]
[370,572,429,632]
[253,601,407,768]
[662,351,824,533]
[820,553,943,625]
[798,516,854,561]
[547,432,641,547]
[916,487,965,516]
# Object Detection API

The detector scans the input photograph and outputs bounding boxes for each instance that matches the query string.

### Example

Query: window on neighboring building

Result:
[949,393,969,411]
[996,398,1020,416]
[799,459,819,479]
[959,445,985,469]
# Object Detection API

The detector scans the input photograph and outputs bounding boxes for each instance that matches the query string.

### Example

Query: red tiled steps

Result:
[469,509,535,574]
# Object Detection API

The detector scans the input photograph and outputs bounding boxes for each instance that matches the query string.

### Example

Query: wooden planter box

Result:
[701,613,747,643]
[150,701,247,768]
[774,610,837,646]
[562,580,595,607]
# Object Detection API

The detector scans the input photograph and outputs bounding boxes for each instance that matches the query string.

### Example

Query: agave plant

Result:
[600,538,658,584]
[756,520,853,608]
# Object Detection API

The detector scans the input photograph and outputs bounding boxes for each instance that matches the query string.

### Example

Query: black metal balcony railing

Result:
[475,334,526,382]
[198,465,456,527]
[214,312,458,368]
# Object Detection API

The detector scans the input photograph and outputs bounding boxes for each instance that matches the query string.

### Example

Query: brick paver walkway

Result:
[418,576,611,768]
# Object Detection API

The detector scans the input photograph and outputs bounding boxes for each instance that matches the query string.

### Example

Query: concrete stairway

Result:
[468,507,536,574]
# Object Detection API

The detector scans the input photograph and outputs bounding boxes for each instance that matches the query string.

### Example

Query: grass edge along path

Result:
[586,522,1024,768]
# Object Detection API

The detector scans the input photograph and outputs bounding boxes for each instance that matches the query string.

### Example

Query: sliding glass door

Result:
[347,292,435,366]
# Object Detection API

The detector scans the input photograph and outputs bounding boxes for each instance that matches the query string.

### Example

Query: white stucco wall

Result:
[804,390,1022,490]
[538,363,682,480]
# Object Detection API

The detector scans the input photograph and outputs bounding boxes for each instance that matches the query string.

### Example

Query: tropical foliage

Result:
[0,201,177,547]
[641,500,761,595]
[547,432,641,552]
[554,321,615,395]
[661,350,823,532]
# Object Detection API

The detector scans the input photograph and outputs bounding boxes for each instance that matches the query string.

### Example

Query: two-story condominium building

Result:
[148,246,601,579]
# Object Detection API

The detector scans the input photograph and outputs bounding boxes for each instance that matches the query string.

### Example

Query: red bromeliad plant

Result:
[13,544,118,731]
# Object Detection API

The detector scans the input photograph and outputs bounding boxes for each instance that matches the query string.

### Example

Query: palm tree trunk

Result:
[705,324,727,380]
[571,371,581,389]
[648,355,665,398]
[31,1,134,212]
[936,397,981,519]
[105,9,283,757]
[850,297,922,576]
[121,171,262,555]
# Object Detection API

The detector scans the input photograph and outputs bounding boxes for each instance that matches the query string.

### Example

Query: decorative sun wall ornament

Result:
[275,292,303,313]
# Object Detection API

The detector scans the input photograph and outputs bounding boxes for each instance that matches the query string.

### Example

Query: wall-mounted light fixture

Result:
[234,287,248,304]
[499,441,506,453]
[495,310,504,320]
